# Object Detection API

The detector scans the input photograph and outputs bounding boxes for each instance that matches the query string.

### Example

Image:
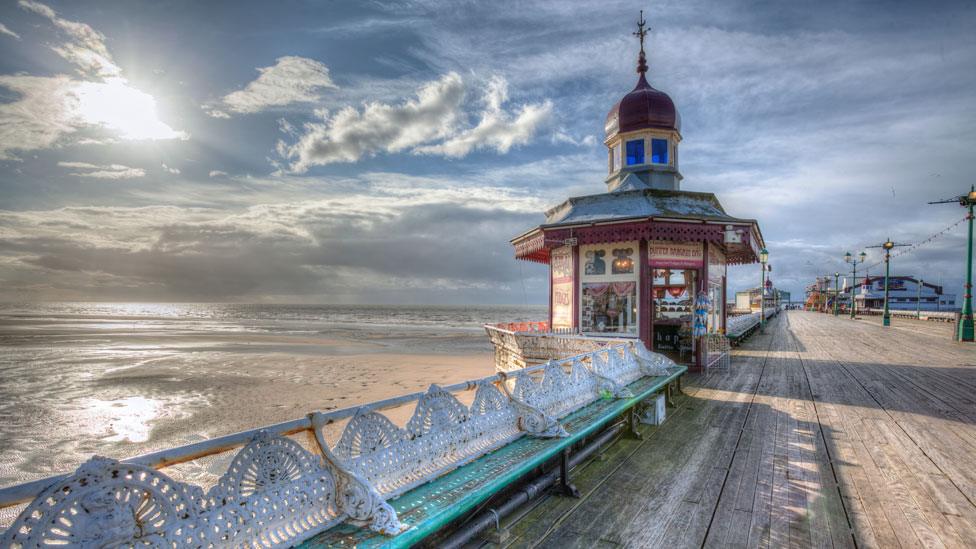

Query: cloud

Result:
[278,72,551,172]
[207,56,338,116]
[0,175,549,301]
[208,170,229,178]
[18,0,120,77]
[0,22,20,40]
[0,75,187,159]
[0,75,80,159]
[57,161,146,179]
[161,163,180,175]
[0,2,186,158]
[415,76,553,157]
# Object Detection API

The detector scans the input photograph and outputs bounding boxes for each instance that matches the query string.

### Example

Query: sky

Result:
[0,0,974,305]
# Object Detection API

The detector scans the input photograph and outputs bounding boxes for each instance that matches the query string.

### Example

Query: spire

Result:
[633,10,649,75]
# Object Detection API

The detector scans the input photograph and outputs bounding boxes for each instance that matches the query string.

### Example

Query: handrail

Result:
[0,340,651,509]
[0,358,557,510]
[859,308,956,320]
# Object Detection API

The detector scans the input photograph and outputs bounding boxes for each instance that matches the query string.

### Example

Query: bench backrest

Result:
[1,341,678,548]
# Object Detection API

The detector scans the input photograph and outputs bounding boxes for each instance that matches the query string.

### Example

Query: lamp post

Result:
[834,272,840,316]
[759,247,768,331]
[963,188,975,341]
[844,251,867,319]
[928,185,975,342]
[882,242,894,326]
[868,239,909,327]
[917,277,923,319]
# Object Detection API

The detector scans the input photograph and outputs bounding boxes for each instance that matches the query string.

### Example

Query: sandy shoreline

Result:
[0,321,495,492]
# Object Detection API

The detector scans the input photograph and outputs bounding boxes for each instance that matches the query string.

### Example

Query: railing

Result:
[860,308,957,322]
[0,341,678,548]
[726,306,780,340]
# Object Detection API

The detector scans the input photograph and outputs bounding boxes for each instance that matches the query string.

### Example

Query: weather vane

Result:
[633,10,649,74]
[633,10,649,53]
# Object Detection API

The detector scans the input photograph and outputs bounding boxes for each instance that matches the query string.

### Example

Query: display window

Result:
[650,267,697,362]
[652,269,695,323]
[580,242,638,336]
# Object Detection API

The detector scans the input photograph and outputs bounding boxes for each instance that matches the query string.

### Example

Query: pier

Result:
[503,311,976,548]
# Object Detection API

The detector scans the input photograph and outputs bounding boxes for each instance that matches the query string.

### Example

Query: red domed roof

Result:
[605,73,680,139]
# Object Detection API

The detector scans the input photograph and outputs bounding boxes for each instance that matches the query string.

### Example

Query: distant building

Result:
[846,276,955,311]
[735,287,788,312]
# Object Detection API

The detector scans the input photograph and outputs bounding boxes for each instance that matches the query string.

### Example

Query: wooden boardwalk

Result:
[500,311,976,548]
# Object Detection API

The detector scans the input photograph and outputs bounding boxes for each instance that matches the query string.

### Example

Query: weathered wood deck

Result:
[499,310,976,548]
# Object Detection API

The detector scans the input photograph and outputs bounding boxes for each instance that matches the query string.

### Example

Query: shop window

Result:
[581,282,638,335]
[651,269,696,356]
[626,139,644,165]
[581,243,638,336]
[651,138,668,164]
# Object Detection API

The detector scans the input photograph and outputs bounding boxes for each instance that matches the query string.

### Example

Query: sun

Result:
[74,77,187,141]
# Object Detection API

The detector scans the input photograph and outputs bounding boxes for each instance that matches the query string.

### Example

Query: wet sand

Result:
[0,316,495,492]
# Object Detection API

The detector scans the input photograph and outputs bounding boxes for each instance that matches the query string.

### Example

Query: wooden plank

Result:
[509,311,976,549]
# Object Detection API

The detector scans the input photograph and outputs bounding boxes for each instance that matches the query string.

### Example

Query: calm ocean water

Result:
[0,302,547,331]
[0,302,546,500]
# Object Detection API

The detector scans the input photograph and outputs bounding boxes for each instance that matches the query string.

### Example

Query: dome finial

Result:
[633,10,649,75]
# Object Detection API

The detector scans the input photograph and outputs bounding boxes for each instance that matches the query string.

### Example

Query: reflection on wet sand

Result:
[0,303,541,493]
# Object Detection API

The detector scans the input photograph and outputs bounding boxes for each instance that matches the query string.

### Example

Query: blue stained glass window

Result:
[625,140,644,165]
[651,139,668,164]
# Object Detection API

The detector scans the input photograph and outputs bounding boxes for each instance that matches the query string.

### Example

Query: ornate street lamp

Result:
[759,248,768,332]
[868,239,909,327]
[929,186,974,341]
[844,250,867,319]
[834,272,840,316]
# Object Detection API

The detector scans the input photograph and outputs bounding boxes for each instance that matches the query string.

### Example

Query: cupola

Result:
[604,12,682,193]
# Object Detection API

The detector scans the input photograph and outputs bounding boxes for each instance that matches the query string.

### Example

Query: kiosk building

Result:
[510,25,765,370]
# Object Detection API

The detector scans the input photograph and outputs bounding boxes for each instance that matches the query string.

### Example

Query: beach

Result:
[0,303,545,492]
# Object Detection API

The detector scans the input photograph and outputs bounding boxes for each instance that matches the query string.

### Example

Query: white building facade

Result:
[843,276,956,311]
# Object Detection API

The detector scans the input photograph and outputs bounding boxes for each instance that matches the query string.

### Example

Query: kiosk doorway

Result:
[651,268,697,364]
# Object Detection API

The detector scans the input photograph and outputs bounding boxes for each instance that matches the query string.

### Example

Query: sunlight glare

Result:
[75,77,187,141]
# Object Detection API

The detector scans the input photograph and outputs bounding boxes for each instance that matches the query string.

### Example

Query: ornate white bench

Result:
[0,341,685,549]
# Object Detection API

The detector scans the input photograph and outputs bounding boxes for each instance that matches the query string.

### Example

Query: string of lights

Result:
[863,215,968,271]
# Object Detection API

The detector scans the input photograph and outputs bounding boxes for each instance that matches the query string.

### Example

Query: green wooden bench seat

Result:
[299,366,686,548]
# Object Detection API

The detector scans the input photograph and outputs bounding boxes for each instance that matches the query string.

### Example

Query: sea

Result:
[0,302,546,502]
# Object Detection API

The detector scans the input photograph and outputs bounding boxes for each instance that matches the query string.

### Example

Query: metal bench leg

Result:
[555,448,581,498]
[626,406,644,440]
[666,383,676,408]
